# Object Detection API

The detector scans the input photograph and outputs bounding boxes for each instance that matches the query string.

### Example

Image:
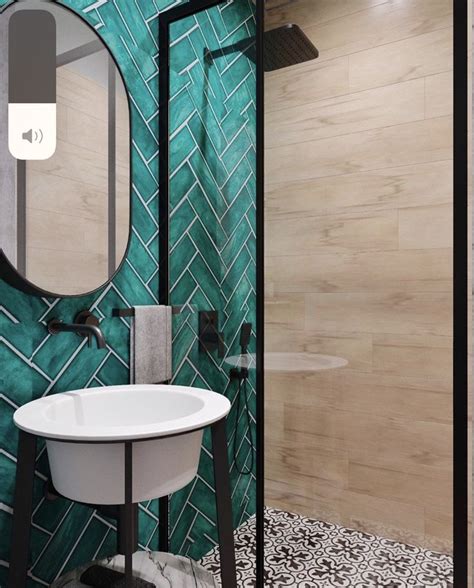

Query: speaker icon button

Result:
[22,129,44,144]
[8,103,56,160]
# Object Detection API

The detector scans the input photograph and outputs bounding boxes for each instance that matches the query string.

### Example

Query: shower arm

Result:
[206,37,256,65]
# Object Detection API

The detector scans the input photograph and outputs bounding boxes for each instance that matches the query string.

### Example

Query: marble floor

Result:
[51,551,217,588]
[200,507,454,587]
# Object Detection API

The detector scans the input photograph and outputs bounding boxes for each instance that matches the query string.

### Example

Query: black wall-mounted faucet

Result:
[47,311,106,349]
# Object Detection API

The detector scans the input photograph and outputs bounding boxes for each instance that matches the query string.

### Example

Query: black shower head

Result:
[264,24,319,71]
[205,23,318,73]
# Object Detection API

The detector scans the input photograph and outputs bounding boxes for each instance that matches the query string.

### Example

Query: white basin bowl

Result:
[14,385,230,505]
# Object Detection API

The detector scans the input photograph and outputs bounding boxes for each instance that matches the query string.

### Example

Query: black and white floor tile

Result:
[200,508,453,587]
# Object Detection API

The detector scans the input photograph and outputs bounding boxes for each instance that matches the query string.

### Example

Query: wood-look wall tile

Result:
[266,210,399,256]
[265,0,389,30]
[348,462,452,511]
[57,67,108,122]
[424,508,454,552]
[329,372,452,424]
[265,293,306,330]
[299,0,453,64]
[266,249,452,293]
[348,27,453,92]
[283,404,452,471]
[340,490,426,545]
[266,437,349,490]
[266,79,425,147]
[266,117,453,185]
[266,56,349,112]
[399,204,453,250]
[27,248,108,295]
[265,161,452,220]
[425,71,453,118]
[264,0,453,550]
[25,171,108,221]
[305,292,452,336]
[372,333,453,381]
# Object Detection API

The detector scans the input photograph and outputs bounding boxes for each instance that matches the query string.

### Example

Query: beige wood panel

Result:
[424,509,455,551]
[348,462,452,511]
[305,292,452,336]
[24,171,108,221]
[266,210,399,256]
[266,436,349,490]
[56,67,108,122]
[372,333,453,380]
[266,117,453,185]
[266,78,426,148]
[65,104,108,157]
[266,56,349,113]
[265,0,389,30]
[25,209,108,255]
[266,249,452,293]
[26,248,107,295]
[348,27,453,92]
[29,138,108,191]
[399,204,453,250]
[283,403,451,466]
[265,161,453,220]
[425,71,454,118]
[265,0,453,552]
[296,0,453,65]
[266,370,451,423]
[265,293,306,330]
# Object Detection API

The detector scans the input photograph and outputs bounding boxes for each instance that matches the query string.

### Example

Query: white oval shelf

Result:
[224,351,348,372]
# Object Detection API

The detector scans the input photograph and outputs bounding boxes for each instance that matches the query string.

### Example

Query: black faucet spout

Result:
[47,313,106,349]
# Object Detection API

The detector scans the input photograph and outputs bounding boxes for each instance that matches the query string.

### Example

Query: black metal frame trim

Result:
[0,0,134,299]
[453,0,468,585]
[158,0,264,584]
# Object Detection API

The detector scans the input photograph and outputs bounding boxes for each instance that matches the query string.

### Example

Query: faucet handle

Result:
[75,311,101,348]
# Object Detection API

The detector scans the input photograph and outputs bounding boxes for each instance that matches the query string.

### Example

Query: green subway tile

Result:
[95,528,117,561]
[61,516,108,574]
[32,504,93,582]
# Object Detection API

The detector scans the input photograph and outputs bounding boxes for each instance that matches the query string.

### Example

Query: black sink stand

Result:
[8,417,237,588]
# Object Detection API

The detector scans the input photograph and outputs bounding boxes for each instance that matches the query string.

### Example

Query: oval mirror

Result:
[0,1,130,296]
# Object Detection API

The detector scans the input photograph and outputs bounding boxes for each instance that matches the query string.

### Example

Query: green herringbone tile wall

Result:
[0,1,256,586]
[168,1,257,561]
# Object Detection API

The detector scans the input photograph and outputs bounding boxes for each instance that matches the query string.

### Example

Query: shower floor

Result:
[200,507,453,587]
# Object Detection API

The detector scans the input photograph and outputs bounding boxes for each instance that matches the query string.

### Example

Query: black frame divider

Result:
[453,0,469,585]
[158,0,264,584]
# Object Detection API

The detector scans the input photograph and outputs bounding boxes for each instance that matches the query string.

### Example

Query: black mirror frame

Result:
[0,0,133,299]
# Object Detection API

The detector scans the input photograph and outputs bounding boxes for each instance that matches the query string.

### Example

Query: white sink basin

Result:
[14,385,230,505]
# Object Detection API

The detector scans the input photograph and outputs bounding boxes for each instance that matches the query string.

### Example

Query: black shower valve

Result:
[199,310,226,358]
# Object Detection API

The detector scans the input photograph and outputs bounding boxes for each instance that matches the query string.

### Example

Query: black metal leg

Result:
[118,504,138,556]
[124,442,134,588]
[8,431,37,588]
[159,496,169,552]
[211,419,237,588]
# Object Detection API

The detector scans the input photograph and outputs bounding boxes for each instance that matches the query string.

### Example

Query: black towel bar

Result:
[112,306,187,318]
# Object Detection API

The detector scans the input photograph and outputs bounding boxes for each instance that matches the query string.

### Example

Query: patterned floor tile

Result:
[200,508,453,587]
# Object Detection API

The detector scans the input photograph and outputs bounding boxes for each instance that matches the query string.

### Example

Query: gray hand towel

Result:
[130,305,172,384]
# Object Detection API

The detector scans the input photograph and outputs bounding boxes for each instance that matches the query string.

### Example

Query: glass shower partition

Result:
[160,0,259,583]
